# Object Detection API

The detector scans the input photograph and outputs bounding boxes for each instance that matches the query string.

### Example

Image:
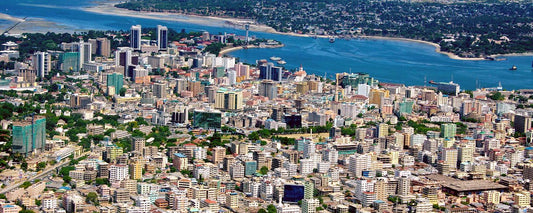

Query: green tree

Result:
[20,181,32,189]
[86,192,99,205]
[267,204,277,213]
[119,88,127,96]
[258,209,267,213]
[259,166,269,175]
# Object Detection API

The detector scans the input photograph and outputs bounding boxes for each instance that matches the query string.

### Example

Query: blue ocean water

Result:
[1,0,533,90]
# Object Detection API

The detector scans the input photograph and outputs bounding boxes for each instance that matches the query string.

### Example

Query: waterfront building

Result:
[130,25,142,50]
[157,25,168,50]
[259,63,282,82]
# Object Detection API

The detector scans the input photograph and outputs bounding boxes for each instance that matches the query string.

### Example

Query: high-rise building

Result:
[244,160,257,176]
[214,88,243,111]
[130,25,142,50]
[259,63,282,81]
[192,110,222,130]
[301,198,319,213]
[78,41,92,68]
[107,73,124,95]
[303,140,315,159]
[32,52,51,78]
[96,38,111,57]
[368,89,390,108]
[153,82,167,98]
[212,147,226,164]
[109,164,129,182]
[397,178,410,196]
[441,123,456,139]
[157,25,168,50]
[441,148,458,169]
[304,181,314,199]
[259,80,278,100]
[12,116,46,156]
[458,145,473,164]
[129,158,144,180]
[132,137,145,153]
[515,115,532,133]
[59,52,80,72]
[16,63,36,84]
[227,69,237,85]
[377,123,389,138]
[349,154,371,177]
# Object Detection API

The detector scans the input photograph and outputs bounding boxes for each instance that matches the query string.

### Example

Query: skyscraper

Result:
[96,38,111,57]
[152,82,167,99]
[304,181,314,199]
[157,25,168,50]
[107,73,124,95]
[12,116,46,156]
[78,41,92,68]
[214,88,243,111]
[397,177,410,196]
[32,52,51,78]
[259,63,282,82]
[59,52,80,72]
[130,25,142,50]
[440,123,456,139]
[259,80,278,100]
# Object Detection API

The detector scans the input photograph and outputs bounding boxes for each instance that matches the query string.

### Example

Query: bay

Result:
[1,0,532,90]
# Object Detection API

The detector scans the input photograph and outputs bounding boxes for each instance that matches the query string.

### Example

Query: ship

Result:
[270,56,281,61]
[277,60,286,65]
[329,37,335,43]
[510,65,517,70]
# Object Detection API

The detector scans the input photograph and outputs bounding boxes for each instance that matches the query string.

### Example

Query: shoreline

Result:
[82,3,496,61]
[218,44,285,56]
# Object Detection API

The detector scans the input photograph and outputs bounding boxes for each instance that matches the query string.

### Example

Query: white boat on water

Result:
[270,56,281,61]
[277,60,286,65]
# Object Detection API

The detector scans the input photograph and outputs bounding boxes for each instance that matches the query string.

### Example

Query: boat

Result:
[510,65,517,70]
[329,37,335,43]
[277,60,286,65]
[270,56,281,61]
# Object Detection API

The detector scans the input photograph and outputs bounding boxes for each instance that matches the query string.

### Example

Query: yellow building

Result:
[483,191,500,205]
[514,192,530,207]
[458,145,474,164]
[296,82,309,94]
[214,89,243,111]
[106,145,123,162]
[129,158,144,180]
[389,151,399,165]
[369,89,390,107]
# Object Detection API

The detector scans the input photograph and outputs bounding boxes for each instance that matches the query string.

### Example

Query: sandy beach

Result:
[83,2,276,33]
[218,44,285,56]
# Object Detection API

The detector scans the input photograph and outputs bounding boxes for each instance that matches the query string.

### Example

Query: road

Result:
[0,152,89,194]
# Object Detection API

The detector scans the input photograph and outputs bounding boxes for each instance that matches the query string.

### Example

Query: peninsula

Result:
[115,0,533,60]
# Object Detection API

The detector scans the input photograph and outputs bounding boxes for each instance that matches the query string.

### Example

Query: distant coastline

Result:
[52,2,533,61]
[80,3,491,61]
